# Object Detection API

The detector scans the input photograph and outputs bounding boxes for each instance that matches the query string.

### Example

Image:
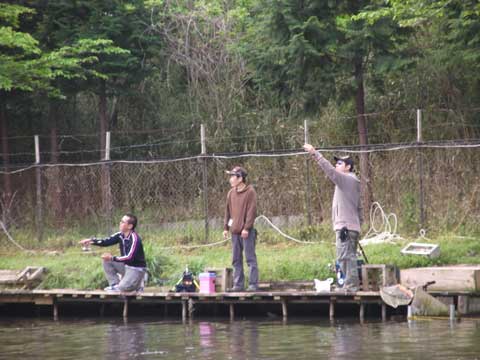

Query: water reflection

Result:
[105,322,147,360]
[1,318,480,359]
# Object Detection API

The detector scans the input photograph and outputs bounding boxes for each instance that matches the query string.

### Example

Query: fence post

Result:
[201,124,209,242]
[102,131,113,233]
[416,109,425,229]
[304,120,312,226]
[34,135,43,242]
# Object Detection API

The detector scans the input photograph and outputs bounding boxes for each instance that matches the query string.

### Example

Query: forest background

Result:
[0,0,479,287]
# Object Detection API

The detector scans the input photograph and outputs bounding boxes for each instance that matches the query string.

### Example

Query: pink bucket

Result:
[199,272,216,293]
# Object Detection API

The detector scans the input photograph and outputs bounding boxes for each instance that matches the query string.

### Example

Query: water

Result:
[1,318,480,359]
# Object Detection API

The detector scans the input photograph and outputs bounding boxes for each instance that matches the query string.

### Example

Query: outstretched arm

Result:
[303,144,353,189]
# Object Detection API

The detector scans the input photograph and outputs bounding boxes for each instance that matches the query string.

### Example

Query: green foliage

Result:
[0,3,35,27]
[1,231,479,289]
[402,192,417,232]
[0,3,130,95]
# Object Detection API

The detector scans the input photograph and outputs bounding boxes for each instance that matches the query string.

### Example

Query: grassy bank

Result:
[0,231,479,290]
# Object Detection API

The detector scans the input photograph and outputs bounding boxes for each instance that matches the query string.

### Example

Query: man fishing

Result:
[79,213,146,292]
[303,144,362,292]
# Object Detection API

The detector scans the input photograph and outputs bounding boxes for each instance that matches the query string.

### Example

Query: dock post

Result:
[123,298,128,319]
[281,299,288,320]
[164,304,168,318]
[182,300,187,322]
[100,304,105,317]
[449,304,456,321]
[188,299,195,319]
[329,299,335,321]
[359,302,365,322]
[381,303,387,322]
[53,299,58,321]
[229,304,235,321]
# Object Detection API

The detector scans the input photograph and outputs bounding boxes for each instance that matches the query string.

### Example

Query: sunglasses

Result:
[335,161,344,166]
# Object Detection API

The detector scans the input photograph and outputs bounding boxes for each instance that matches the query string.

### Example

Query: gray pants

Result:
[232,229,258,289]
[103,261,146,292]
[335,230,360,290]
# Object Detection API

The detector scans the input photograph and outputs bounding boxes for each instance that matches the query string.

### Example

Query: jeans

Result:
[231,229,258,289]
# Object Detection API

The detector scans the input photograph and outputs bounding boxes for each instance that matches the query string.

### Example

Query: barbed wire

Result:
[0,138,479,175]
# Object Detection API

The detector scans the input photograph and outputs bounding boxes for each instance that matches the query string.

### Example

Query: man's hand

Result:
[79,238,92,246]
[303,143,316,154]
[241,229,249,239]
[223,230,229,239]
[101,253,113,261]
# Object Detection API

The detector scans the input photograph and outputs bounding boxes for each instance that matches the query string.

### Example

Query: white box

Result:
[400,242,440,258]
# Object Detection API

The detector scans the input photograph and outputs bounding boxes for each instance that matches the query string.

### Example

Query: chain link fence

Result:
[0,144,479,248]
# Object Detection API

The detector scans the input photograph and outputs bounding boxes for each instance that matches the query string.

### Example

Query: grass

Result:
[1,228,479,290]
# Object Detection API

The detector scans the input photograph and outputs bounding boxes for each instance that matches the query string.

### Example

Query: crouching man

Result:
[79,213,147,292]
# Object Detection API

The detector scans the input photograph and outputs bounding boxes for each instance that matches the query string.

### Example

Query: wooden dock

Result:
[0,289,390,321]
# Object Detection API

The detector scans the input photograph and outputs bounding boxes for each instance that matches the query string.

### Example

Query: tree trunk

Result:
[0,94,12,207]
[354,58,373,222]
[98,80,112,230]
[48,100,63,225]
[99,80,108,160]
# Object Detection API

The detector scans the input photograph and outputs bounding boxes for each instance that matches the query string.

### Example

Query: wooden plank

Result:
[400,266,480,292]
[0,295,36,303]
[35,296,53,305]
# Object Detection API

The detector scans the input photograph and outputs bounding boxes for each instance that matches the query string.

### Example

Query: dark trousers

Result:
[335,230,360,290]
[231,229,258,289]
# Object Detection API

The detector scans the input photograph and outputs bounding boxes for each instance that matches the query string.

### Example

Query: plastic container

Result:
[199,272,216,293]
[314,278,334,292]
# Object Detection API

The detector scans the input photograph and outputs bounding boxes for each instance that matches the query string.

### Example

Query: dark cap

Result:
[225,166,247,178]
[333,155,354,171]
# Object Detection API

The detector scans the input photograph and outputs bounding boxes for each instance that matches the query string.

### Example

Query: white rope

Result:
[0,220,31,252]
[255,215,316,244]
[159,238,228,250]
[417,228,431,241]
[360,202,403,246]
[158,214,317,250]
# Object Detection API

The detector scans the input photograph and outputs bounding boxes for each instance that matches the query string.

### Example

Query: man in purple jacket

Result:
[304,144,363,292]
[79,213,147,292]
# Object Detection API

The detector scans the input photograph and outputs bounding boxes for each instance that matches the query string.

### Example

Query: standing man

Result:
[223,166,259,292]
[79,213,147,292]
[303,144,363,292]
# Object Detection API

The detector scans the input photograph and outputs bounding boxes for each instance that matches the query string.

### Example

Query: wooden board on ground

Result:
[400,266,480,292]
[0,267,45,289]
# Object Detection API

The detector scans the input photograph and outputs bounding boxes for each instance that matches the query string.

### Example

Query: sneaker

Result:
[104,285,120,292]
[247,285,259,292]
[229,286,244,292]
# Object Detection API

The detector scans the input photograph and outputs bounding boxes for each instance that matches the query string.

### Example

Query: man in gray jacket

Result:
[304,144,362,292]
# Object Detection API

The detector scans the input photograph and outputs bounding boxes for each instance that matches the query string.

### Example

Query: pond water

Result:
[1,317,479,359]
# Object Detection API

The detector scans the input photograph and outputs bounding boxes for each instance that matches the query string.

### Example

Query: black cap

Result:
[225,166,248,178]
[333,155,354,171]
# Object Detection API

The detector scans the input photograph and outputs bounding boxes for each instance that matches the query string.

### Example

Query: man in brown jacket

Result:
[304,144,362,292]
[223,166,258,291]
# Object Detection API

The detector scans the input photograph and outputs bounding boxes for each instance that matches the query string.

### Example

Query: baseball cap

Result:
[333,155,354,170]
[225,166,248,178]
